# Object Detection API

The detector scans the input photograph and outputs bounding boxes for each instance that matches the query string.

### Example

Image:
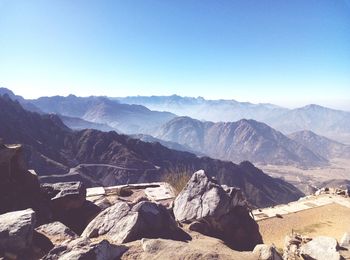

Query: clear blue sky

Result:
[0,0,349,109]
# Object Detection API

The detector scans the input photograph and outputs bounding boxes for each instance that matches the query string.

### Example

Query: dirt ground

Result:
[258,203,350,249]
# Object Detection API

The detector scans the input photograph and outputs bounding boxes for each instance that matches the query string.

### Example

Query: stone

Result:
[173,170,262,251]
[35,221,78,246]
[42,238,127,260]
[0,208,36,252]
[82,200,187,244]
[0,144,51,224]
[340,232,350,247]
[253,244,282,260]
[300,236,340,260]
[42,181,86,210]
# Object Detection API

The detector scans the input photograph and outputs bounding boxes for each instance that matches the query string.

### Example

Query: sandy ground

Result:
[258,203,350,249]
[119,225,259,260]
[258,158,350,193]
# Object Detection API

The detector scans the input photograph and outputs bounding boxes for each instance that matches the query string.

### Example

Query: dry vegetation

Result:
[162,166,194,195]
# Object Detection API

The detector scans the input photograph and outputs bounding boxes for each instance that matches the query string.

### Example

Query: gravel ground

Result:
[258,203,350,249]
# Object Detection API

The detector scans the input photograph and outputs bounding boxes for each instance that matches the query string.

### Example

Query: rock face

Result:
[42,182,86,210]
[0,144,51,224]
[43,238,127,260]
[283,233,341,260]
[173,170,263,251]
[35,221,78,246]
[0,208,36,253]
[300,236,340,260]
[253,244,282,260]
[82,200,185,244]
[340,232,350,247]
[41,181,100,235]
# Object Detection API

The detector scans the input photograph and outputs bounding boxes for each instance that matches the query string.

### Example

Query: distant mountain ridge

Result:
[155,116,328,168]
[30,95,176,134]
[288,130,350,159]
[116,95,350,144]
[0,95,303,207]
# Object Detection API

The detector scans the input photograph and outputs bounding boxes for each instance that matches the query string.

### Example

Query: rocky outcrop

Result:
[340,232,350,247]
[82,200,187,244]
[42,182,100,235]
[42,182,86,210]
[253,244,282,260]
[0,208,36,253]
[173,170,262,251]
[35,221,78,246]
[300,236,340,260]
[42,238,127,260]
[283,233,341,260]
[0,144,51,224]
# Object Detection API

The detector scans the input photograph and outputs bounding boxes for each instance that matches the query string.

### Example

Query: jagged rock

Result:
[82,200,187,244]
[173,170,262,251]
[253,244,282,260]
[340,232,350,247]
[0,208,36,253]
[42,238,127,260]
[53,200,101,235]
[35,221,78,246]
[42,181,86,210]
[0,144,51,224]
[300,236,340,260]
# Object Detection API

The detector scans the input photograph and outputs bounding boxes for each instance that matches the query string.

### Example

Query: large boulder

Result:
[41,182,99,234]
[35,221,78,246]
[82,200,187,244]
[42,238,127,260]
[253,244,282,260]
[42,181,86,210]
[0,208,36,253]
[0,144,51,224]
[173,170,262,251]
[300,236,341,260]
[283,233,341,260]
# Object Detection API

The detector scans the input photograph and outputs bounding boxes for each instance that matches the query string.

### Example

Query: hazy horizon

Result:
[1,0,349,110]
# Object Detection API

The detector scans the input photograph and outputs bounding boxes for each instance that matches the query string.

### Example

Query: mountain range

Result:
[0,88,176,135]
[155,116,328,168]
[0,94,303,207]
[116,95,350,144]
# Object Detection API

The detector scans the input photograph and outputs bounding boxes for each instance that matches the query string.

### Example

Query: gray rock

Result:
[340,232,350,247]
[300,236,340,260]
[35,221,78,246]
[253,244,282,260]
[0,208,36,252]
[173,170,262,251]
[42,238,127,260]
[82,200,184,244]
[42,182,86,210]
[174,170,247,222]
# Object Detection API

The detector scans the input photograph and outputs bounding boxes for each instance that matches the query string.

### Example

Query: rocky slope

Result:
[288,130,350,159]
[156,116,327,168]
[0,95,303,208]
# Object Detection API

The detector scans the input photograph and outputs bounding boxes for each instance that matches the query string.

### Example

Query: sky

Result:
[0,0,350,110]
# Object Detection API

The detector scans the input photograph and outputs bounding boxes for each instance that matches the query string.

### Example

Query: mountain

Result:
[266,104,350,143]
[58,115,116,132]
[115,95,287,122]
[116,95,350,144]
[0,87,42,113]
[29,94,176,134]
[131,134,202,155]
[155,117,328,168]
[288,130,350,159]
[0,95,303,207]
